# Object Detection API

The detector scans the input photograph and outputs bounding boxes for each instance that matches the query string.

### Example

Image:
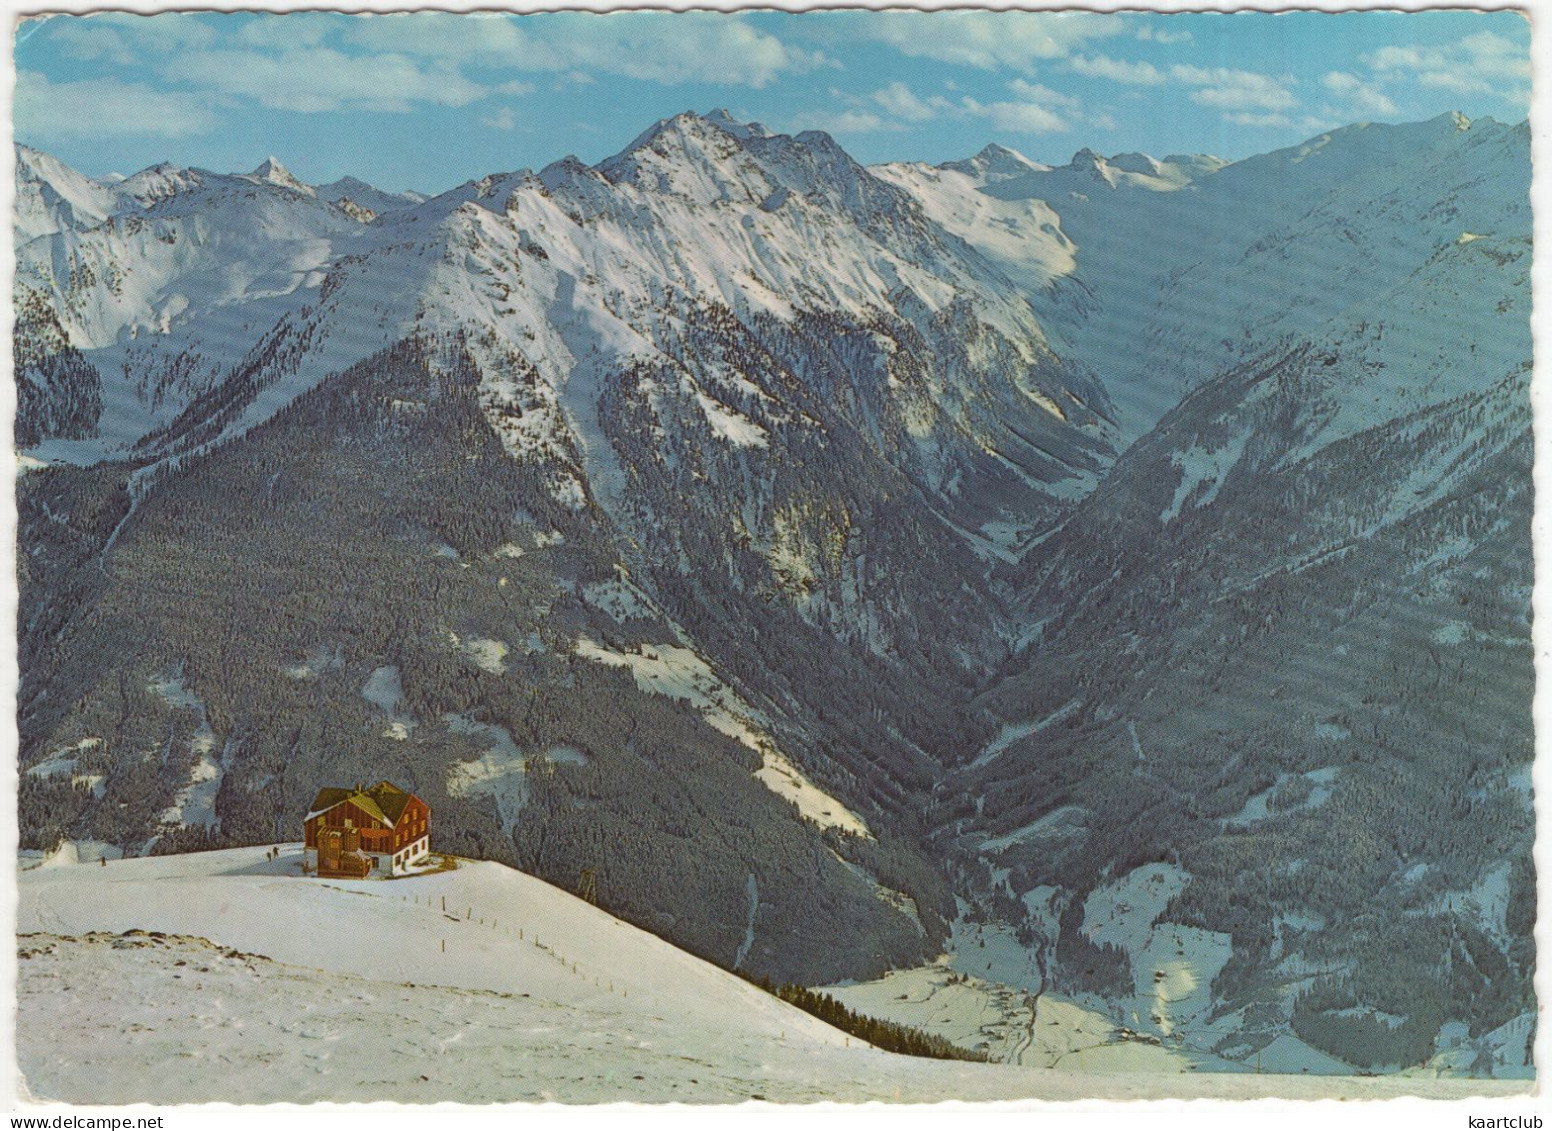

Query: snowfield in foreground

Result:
[14,847,1530,1104]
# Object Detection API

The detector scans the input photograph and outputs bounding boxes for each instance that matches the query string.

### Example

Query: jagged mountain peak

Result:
[610,109,741,160]
[939,142,1044,185]
[246,155,314,196]
[315,175,428,215]
[537,154,596,192]
[602,110,855,185]
[14,145,121,243]
[15,143,106,192]
[250,155,289,177]
[115,161,206,207]
[133,160,189,179]
[322,175,375,193]
[1063,147,1119,187]
[16,142,65,171]
[704,107,772,140]
[592,110,858,212]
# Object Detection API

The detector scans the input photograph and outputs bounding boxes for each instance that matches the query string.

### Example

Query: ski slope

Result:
[13,847,1529,1104]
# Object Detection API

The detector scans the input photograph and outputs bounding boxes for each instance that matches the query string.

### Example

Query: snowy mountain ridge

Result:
[17,111,1116,524]
[13,108,1534,1077]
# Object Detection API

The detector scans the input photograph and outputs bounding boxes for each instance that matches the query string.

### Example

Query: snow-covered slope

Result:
[872,147,1078,294]
[958,119,1532,1075]
[874,142,1225,302]
[1114,113,1530,437]
[888,113,1525,440]
[315,175,427,218]
[15,144,119,242]
[875,110,1535,1073]
[14,148,384,462]
[15,847,1527,1102]
[295,111,1115,518]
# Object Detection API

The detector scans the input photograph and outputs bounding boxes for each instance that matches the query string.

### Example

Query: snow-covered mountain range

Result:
[13,108,1534,1081]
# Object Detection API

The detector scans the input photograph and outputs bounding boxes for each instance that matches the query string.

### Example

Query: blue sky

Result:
[14,7,1532,195]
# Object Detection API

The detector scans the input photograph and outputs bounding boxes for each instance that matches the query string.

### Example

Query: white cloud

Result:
[349,12,826,89]
[855,78,1083,135]
[345,13,531,64]
[48,23,136,66]
[1363,31,1529,104]
[964,77,1117,135]
[855,11,1121,71]
[49,12,217,61]
[163,47,487,113]
[1172,64,1297,112]
[551,14,830,88]
[1415,71,1493,96]
[983,102,1068,134]
[1364,45,1424,71]
[1222,112,1293,129]
[1321,71,1398,117]
[482,107,518,131]
[872,81,952,122]
[1005,78,1079,109]
[16,70,220,139]
[1067,54,1166,85]
[960,96,1067,135]
[35,8,831,144]
[788,108,896,135]
[1137,24,1193,46]
[235,14,336,49]
[847,76,1083,136]
[1224,112,1338,136]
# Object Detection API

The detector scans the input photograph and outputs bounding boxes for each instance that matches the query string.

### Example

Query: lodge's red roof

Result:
[305,780,423,827]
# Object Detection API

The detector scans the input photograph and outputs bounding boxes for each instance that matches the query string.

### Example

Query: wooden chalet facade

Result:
[303,780,430,879]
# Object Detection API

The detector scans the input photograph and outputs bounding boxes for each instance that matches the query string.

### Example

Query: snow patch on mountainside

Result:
[361,664,416,739]
[1160,434,1252,524]
[754,752,870,838]
[572,636,869,836]
[979,806,1087,853]
[1082,864,1234,1040]
[821,959,1245,1071]
[967,698,1082,770]
[147,671,226,829]
[871,158,1076,292]
[24,738,106,798]
[444,715,531,836]
[280,643,343,680]
[581,578,660,622]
